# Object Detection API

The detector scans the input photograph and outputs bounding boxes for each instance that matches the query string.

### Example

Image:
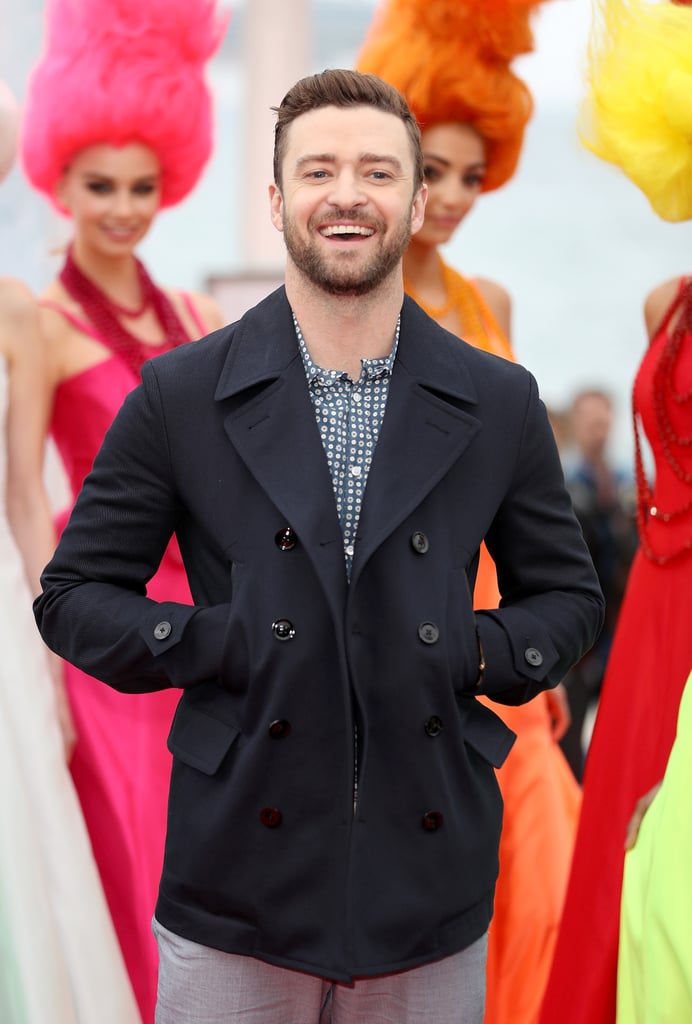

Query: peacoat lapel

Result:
[214,288,482,601]
[215,288,348,611]
[350,297,482,585]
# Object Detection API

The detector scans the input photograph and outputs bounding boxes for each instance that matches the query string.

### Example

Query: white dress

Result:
[0,358,141,1023]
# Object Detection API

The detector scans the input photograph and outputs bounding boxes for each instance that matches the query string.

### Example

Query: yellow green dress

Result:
[617,669,692,1023]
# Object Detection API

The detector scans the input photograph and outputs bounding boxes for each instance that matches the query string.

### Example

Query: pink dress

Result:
[46,298,206,1024]
[0,357,141,1024]
[540,279,692,1024]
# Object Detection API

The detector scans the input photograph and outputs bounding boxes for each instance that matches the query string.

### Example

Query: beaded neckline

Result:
[633,276,692,564]
[404,255,487,339]
[59,245,193,377]
[404,254,511,359]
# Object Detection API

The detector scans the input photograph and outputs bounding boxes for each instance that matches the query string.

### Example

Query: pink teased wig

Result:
[21,0,228,212]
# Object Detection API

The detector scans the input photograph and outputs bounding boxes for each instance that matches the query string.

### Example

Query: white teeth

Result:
[320,225,374,237]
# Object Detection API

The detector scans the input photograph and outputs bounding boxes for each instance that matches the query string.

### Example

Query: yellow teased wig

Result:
[581,0,692,222]
[356,0,545,192]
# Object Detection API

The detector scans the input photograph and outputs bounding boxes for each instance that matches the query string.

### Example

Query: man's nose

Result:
[327,169,366,207]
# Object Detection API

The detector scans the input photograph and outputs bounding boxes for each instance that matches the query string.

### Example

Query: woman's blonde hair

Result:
[580,0,692,222]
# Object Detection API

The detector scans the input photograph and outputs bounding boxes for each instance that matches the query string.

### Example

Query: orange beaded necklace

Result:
[404,255,512,359]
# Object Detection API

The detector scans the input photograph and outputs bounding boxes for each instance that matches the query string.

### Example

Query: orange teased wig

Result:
[356,0,546,191]
[21,0,228,213]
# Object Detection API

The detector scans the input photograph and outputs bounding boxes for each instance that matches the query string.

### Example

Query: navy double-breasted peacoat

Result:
[35,288,603,981]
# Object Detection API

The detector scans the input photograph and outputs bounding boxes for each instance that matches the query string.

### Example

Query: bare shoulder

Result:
[39,276,79,312]
[0,276,36,325]
[169,287,225,335]
[643,276,683,341]
[473,276,512,336]
[0,278,40,361]
[36,280,79,345]
[188,289,226,332]
[34,280,85,383]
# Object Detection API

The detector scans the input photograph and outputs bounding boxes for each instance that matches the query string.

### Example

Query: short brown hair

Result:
[272,68,424,192]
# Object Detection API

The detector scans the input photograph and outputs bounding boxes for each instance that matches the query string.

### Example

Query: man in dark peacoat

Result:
[35,70,603,1021]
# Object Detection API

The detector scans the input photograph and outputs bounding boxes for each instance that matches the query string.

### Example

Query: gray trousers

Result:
[153,918,487,1024]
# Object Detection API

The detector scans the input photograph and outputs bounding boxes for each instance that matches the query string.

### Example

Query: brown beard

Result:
[282,206,413,296]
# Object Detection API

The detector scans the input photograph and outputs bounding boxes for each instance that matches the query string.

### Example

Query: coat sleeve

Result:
[33,361,231,694]
[474,371,605,705]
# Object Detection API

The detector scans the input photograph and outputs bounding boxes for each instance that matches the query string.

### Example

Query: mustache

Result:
[312,209,381,227]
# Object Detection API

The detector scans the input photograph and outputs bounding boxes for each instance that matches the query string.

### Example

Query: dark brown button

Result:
[424,716,443,737]
[418,622,439,645]
[268,719,291,739]
[411,531,429,554]
[421,810,444,831]
[275,527,297,551]
[260,807,282,828]
[272,619,295,641]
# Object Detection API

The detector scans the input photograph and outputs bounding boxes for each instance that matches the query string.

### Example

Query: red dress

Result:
[46,296,206,1024]
[540,278,692,1024]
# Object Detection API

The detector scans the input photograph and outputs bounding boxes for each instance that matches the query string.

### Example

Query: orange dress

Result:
[406,260,581,1024]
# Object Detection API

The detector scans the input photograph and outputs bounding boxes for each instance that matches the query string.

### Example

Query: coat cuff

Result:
[140,602,232,688]
[474,607,560,704]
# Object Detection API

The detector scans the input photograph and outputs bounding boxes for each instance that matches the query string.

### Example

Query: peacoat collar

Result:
[215,286,483,596]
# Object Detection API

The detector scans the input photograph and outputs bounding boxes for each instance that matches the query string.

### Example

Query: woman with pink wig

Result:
[0,80,141,1024]
[21,1,227,1019]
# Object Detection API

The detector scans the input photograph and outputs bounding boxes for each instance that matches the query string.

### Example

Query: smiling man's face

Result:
[269,104,426,296]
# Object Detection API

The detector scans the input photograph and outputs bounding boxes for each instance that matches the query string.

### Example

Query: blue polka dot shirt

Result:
[294,312,401,579]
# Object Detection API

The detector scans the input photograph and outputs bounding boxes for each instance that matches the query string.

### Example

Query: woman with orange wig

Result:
[358,0,535,361]
[358,5,580,1023]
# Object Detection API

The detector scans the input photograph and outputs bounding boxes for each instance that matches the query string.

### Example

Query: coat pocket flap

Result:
[458,697,517,768]
[168,702,241,776]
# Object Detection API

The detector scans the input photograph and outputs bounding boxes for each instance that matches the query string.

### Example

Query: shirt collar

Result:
[293,311,400,386]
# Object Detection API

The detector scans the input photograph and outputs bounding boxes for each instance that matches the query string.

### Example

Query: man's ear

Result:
[269,183,284,232]
[410,182,428,237]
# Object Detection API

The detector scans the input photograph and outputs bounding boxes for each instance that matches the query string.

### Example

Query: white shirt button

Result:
[345,543,355,557]
[350,464,362,478]
[352,392,362,404]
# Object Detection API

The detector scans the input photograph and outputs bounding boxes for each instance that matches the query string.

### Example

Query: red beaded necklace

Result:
[59,245,193,377]
[633,276,692,564]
